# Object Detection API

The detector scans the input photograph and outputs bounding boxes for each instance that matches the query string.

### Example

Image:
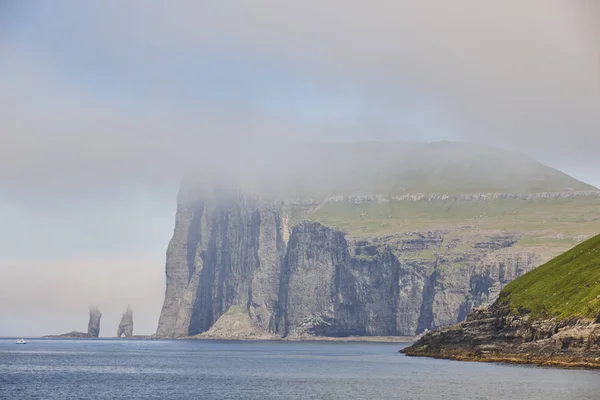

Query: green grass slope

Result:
[310,195,600,257]
[498,233,600,320]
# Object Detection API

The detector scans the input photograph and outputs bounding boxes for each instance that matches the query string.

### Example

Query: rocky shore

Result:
[401,304,600,369]
[43,331,94,339]
[186,306,414,342]
[188,334,414,343]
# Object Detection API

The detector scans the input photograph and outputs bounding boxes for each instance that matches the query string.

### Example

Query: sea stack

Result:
[117,306,134,338]
[88,306,102,337]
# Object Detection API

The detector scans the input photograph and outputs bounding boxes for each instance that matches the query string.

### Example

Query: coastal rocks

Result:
[88,306,102,338]
[117,306,134,338]
[44,331,92,339]
[191,305,277,340]
[401,304,600,368]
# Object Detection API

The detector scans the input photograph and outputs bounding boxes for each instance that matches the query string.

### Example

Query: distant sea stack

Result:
[44,305,103,339]
[155,142,600,339]
[88,306,102,338]
[401,234,600,369]
[117,306,134,338]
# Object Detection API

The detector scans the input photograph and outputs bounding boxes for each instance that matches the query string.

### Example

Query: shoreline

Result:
[186,335,415,343]
[400,306,600,370]
[6,335,415,343]
[402,350,600,370]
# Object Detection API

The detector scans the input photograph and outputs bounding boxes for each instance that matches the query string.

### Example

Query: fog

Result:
[0,1,598,336]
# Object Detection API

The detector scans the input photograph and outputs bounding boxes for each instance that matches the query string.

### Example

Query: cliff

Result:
[401,234,600,368]
[156,142,600,339]
[117,306,134,338]
[155,188,551,339]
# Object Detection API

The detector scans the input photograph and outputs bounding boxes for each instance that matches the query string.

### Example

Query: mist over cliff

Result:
[181,141,595,199]
[156,142,600,339]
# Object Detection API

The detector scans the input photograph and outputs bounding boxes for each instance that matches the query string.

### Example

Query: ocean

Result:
[1,339,598,399]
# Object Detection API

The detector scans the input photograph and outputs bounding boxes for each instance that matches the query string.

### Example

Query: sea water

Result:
[1,339,598,399]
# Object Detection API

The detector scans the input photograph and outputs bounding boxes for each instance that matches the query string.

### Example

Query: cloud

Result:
[79,1,600,151]
[1,0,599,195]
[147,1,600,167]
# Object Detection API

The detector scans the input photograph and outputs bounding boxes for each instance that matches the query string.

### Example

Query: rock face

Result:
[88,306,102,338]
[117,306,134,338]
[156,188,551,339]
[401,304,600,368]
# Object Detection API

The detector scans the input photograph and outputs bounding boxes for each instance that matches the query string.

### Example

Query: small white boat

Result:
[15,338,26,344]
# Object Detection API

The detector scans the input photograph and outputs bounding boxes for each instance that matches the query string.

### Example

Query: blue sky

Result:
[1,1,599,336]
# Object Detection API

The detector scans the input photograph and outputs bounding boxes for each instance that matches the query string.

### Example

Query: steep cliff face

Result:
[156,189,290,338]
[276,222,401,337]
[156,188,550,338]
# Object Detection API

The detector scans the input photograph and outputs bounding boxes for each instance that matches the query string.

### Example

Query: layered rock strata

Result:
[401,304,600,368]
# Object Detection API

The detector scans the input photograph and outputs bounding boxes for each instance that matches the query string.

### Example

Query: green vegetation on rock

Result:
[310,196,600,256]
[499,234,600,320]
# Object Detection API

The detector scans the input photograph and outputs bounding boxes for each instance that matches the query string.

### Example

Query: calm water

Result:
[1,339,599,399]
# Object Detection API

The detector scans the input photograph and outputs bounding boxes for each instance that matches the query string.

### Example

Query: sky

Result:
[0,1,599,336]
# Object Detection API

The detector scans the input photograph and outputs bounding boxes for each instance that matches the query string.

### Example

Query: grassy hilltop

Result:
[188,140,600,256]
[310,195,600,254]
[286,141,600,255]
[499,233,600,320]
[269,141,596,197]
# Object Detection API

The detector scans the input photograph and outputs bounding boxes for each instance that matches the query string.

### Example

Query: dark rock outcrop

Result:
[88,306,102,338]
[44,331,92,339]
[401,304,600,369]
[155,188,550,339]
[117,306,134,338]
